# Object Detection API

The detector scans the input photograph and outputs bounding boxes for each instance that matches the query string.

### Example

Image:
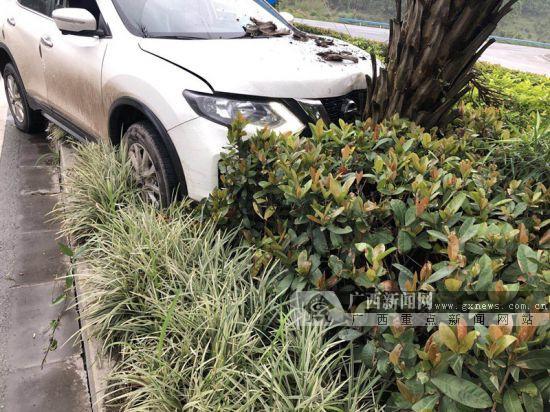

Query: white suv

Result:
[1,0,372,204]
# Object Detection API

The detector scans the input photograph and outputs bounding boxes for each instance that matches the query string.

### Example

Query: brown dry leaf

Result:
[415,196,430,216]
[518,223,529,244]
[389,343,403,366]
[457,318,468,341]
[419,261,432,282]
[447,232,459,261]
[488,324,504,342]
[317,50,359,63]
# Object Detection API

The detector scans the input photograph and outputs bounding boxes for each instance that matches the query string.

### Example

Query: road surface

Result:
[0,81,91,411]
[297,18,550,76]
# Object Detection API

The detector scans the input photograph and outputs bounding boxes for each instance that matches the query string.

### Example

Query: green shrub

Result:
[58,143,382,411]
[456,107,549,182]
[206,110,550,410]
[467,63,550,129]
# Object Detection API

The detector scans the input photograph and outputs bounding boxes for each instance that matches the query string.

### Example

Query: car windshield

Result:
[112,0,291,39]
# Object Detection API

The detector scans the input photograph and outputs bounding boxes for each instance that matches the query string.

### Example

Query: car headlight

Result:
[184,90,304,134]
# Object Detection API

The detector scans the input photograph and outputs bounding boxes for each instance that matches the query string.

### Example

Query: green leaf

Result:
[337,328,363,341]
[51,293,66,305]
[431,373,492,409]
[427,230,448,242]
[475,254,493,291]
[438,323,459,352]
[503,388,522,412]
[360,341,376,368]
[412,395,439,412]
[156,290,181,358]
[391,199,407,226]
[514,381,538,397]
[327,224,353,235]
[492,335,517,358]
[365,230,394,245]
[426,266,455,284]
[58,242,74,257]
[397,230,413,253]
[393,263,414,278]
[517,244,539,276]
[445,192,467,216]
[277,274,294,292]
[522,391,543,412]
[516,349,550,370]
[312,228,329,254]
[328,255,343,276]
[405,206,417,226]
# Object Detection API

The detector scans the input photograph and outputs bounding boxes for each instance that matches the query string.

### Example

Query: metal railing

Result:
[338,17,550,49]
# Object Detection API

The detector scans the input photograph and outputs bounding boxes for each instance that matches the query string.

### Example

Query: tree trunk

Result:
[364,0,518,129]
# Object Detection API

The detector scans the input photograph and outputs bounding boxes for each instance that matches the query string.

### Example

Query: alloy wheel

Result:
[6,74,25,124]
[128,142,161,206]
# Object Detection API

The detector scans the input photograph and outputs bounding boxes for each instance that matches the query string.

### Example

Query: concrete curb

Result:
[58,143,113,412]
[1,78,8,152]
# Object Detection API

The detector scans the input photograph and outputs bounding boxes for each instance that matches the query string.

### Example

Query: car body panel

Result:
[101,39,211,138]
[169,116,227,200]
[1,0,374,201]
[2,0,52,102]
[42,33,108,139]
[139,36,372,98]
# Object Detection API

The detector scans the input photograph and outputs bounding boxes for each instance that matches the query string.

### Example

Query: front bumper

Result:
[168,116,229,201]
[169,90,366,201]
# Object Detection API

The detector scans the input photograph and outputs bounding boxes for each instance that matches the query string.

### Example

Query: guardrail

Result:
[338,17,550,49]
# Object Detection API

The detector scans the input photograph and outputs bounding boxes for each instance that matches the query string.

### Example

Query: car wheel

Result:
[3,63,48,134]
[123,121,178,207]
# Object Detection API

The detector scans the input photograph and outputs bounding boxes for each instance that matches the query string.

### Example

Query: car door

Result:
[40,0,108,139]
[3,0,55,104]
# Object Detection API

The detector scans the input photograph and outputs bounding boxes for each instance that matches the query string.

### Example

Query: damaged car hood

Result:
[139,36,373,99]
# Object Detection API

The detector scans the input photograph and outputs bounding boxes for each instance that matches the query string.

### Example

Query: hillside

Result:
[280,0,550,43]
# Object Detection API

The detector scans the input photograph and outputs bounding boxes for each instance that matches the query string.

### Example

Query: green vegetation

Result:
[57,143,382,411]
[207,108,549,410]
[283,0,550,43]
[56,26,549,412]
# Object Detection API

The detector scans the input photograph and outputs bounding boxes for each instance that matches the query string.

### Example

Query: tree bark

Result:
[364,0,518,129]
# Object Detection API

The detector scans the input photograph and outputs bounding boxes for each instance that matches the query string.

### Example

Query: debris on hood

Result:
[292,30,311,41]
[314,37,334,48]
[244,17,290,37]
[317,50,359,63]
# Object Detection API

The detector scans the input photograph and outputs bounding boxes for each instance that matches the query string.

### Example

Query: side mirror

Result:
[279,11,295,24]
[52,8,97,34]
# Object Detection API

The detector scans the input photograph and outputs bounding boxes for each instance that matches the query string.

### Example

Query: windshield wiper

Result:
[143,34,208,40]
[139,23,149,38]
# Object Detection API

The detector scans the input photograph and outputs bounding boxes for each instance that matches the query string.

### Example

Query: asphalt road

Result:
[297,18,550,76]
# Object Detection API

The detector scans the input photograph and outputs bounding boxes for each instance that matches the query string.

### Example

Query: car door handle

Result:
[40,36,53,48]
[7,17,16,26]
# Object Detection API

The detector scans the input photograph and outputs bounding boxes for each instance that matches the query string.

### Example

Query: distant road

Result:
[297,18,550,76]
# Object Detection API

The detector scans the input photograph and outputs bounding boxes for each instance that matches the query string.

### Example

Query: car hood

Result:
[139,36,373,99]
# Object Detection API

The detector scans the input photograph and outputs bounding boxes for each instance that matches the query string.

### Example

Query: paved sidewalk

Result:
[297,18,550,76]
[0,80,91,411]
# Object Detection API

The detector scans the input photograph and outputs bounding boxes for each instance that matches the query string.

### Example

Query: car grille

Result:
[320,90,365,124]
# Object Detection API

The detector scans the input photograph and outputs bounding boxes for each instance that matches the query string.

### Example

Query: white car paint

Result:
[0,0,374,200]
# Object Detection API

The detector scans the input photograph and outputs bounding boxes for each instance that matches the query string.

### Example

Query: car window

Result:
[112,0,290,39]
[18,0,53,16]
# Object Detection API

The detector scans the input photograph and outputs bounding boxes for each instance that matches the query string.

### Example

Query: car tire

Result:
[123,121,178,207]
[3,63,48,134]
